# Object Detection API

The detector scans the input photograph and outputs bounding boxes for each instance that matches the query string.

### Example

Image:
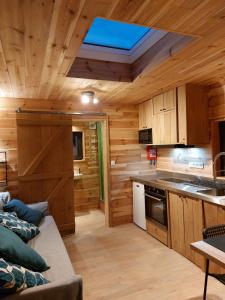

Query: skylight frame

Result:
[79,29,167,64]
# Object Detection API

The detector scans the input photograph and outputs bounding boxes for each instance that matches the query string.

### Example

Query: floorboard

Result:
[64,210,225,300]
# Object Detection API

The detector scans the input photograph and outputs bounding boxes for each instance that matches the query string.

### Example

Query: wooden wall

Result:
[0,97,154,226]
[73,121,100,212]
[157,146,212,177]
[108,106,155,225]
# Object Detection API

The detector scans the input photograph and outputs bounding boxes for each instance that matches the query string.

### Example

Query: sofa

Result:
[4,202,82,300]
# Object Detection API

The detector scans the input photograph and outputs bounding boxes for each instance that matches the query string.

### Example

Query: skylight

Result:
[83,18,150,51]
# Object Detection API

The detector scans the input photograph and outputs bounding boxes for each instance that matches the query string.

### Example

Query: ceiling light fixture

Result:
[81,91,99,104]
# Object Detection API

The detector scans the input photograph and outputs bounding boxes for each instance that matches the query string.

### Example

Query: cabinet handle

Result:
[136,185,140,188]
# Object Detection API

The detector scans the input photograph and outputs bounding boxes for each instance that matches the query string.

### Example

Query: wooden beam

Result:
[67,57,133,82]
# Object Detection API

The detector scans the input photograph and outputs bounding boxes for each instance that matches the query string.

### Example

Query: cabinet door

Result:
[169,192,185,256]
[177,85,187,144]
[163,89,176,111]
[153,94,164,115]
[183,197,204,268]
[163,109,177,144]
[145,99,153,129]
[153,113,164,145]
[139,103,146,130]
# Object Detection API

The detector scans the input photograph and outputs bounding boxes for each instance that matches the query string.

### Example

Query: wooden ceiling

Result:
[1,0,225,104]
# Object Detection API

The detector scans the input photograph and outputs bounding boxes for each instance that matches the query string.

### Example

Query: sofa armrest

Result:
[5,275,83,300]
[27,201,49,216]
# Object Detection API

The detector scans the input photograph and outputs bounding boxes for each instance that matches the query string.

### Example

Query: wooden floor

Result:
[64,210,225,300]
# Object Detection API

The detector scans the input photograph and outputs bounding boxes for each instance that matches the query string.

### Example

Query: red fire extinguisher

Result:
[146,146,157,165]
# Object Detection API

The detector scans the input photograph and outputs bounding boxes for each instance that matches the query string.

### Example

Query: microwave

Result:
[139,128,153,144]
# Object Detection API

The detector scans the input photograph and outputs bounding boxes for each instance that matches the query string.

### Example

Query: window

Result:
[72,131,85,161]
[83,17,150,51]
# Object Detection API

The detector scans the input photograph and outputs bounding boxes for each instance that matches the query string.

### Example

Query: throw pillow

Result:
[0,258,49,297]
[0,225,49,272]
[0,211,40,242]
[4,199,44,226]
[0,192,10,211]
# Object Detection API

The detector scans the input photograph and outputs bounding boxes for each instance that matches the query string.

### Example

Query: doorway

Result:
[72,115,110,228]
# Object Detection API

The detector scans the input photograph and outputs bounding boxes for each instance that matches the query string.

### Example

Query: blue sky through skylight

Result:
[83,18,150,51]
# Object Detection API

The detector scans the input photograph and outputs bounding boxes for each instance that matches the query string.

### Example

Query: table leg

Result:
[203,259,209,300]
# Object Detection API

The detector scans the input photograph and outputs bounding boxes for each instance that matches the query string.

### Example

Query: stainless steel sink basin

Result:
[197,188,225,197]
[159,178,187,184]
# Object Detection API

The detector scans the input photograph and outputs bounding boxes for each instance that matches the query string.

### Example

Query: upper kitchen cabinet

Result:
[139,99,153,130]
[177,84,209,145]
[153,89,176,114]
[152,88,177,145]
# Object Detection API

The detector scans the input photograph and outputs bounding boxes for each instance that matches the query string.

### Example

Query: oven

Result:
[145,185,168,228]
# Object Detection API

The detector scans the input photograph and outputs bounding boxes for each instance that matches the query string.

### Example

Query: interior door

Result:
[16,112,75,235]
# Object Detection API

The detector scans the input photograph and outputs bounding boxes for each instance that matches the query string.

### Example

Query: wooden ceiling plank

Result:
[0,0,26,97]
[23,0,54,98]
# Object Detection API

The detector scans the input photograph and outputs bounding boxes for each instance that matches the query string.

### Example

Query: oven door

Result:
[145,193,167,227]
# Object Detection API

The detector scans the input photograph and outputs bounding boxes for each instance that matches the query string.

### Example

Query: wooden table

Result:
[191,240,225,269]
[191,240,225,300]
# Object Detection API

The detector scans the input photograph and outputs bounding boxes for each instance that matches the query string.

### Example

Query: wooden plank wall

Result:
[73,121,100,212]
[0,97,155,226]
[157,146,212,177]
[108,106,155,225]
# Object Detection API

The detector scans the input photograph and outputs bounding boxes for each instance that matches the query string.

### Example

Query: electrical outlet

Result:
[111,160,116,166]
[188,161,204,169]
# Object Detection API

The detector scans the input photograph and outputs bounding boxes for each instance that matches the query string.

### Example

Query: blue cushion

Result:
[0,225,49,272]
[0,211,40,242]
[0,258,49,297]
[4,199,44,226]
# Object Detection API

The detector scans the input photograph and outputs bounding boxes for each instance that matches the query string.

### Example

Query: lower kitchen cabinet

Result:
[146,219,168,246]
[169,192,204,269]
[169,192,185,256]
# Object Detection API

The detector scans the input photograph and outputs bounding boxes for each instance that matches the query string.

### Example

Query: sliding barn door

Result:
[16,113,75,235]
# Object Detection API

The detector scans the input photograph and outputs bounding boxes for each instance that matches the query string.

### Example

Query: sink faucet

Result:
[213,152,225,180]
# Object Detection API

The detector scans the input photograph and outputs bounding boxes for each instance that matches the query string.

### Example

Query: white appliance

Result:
[133,182,146,230]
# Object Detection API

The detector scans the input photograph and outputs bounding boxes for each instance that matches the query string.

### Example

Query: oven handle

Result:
[145,193,164,202]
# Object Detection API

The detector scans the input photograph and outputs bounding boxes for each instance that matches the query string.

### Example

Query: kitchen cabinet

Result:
[177,84,209,145]
[169,192,185,256]
[146,219,168,246]
[139,99,153,130]
[133,182,146,230]
[153,89,176,115]
[152,88,177,145]
[169,192,204,268]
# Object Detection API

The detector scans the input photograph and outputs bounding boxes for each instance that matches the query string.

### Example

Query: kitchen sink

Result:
[159,178,187,184]
[197,188,225,197]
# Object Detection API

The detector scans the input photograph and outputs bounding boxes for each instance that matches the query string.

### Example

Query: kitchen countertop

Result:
[131,171,225,207]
